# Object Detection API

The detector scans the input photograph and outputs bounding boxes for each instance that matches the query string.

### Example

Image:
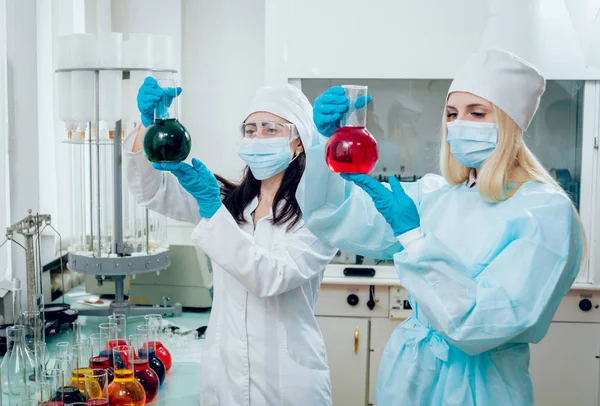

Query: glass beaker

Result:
[97,323,118,354]
[6,325,36,397]
[143,78,191,163]
[52,342,71,384]
[22,311,42,349]
[107,345,146,406]
[19,381,50,403]
[143,314,172,374]
[135,325,165,385]
[107,315,127,349]
[84,369,109,406]
[68,343,99,397]
[129,334,159,402]
[42,368,65,405]
[325,85,378,174]
[89,333,113,384]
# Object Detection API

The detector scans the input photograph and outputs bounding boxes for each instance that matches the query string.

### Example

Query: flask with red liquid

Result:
[107,346,146,406]
[143,315,172,374]
[89,333,114,384]
[130,334,160,402]
[325,85,378,174]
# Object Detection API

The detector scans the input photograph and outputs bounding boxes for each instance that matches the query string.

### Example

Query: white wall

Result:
[0,0,8,281]
[283,0,600,80]
[6,0,39,301]
[181,0,265,180]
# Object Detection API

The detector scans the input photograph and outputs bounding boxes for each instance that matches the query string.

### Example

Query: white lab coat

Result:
[124,132,336,406]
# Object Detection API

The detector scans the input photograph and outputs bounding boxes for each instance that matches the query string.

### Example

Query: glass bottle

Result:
[129,334,159,402]
[107,314,127,349]
[89,333,114,384]
[143,78,191,163]
[42,368,65,406]
[136,325,166,385]
[142,315,172,374]
[5,325,36,398]
[107,345,146,406]
[325,85,378,174]
[84,369,109,406]
[98,323,119,355]
[67,343,101,398]
[52,342,72,385]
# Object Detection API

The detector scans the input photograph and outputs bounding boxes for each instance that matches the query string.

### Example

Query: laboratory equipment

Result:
[4,325,36,397]
[55,56,182,319]
[54,386,86,404]
[325,85,378,174]
[107,314,127,349]
[129,334,159,402]
[53,342,71,383]
[22,310,42,347]
[43,368,66,405]
[13,278,22,324]
[143,315,172,374]
[84,369,109,406]
[107,346,146,406]
[143,79,191,163]
[152,35,174,70]
[89,333,114,384]
[97,33,123,137]
[128,245,213,309]
[55,35,75,138]
[98,323,119,360]
[68,343,99,396]
[135,325,166,384]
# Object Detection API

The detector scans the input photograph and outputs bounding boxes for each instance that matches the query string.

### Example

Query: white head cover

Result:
[448,47,546,131]
[244,84,316,148]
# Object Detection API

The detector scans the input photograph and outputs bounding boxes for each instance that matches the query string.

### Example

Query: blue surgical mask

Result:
[238,138,293,180]
[446,120,498,168]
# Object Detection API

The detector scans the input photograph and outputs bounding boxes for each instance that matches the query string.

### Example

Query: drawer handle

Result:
[354,325,360,354]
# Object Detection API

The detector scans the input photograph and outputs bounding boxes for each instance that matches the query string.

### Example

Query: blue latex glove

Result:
[313,86,372,137]
[153,158,222,218]
[137,76,183,127]
[341,174,420,237]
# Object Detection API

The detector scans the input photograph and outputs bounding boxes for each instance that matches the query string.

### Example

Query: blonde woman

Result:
[302,47,585,405]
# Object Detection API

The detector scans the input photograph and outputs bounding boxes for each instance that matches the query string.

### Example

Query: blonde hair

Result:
[440,104,587,259]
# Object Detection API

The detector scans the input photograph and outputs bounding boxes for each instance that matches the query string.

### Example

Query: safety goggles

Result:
[240,121,298,140]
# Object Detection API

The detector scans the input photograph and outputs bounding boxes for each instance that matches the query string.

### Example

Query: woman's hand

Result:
[154,158,222,218]
[341,174,420,237]
[313,86,371,137]
[136,76,182,128]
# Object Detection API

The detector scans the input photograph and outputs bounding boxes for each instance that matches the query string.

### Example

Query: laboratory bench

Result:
[2,284,211,405]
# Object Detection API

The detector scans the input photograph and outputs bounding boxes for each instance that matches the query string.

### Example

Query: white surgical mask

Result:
[237,138,295,180]
[446,120,498,168]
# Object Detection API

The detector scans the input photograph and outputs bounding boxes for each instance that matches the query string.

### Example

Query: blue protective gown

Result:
[298,140,584,406]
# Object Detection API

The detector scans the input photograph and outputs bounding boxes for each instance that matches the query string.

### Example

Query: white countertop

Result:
[323,264,600,292]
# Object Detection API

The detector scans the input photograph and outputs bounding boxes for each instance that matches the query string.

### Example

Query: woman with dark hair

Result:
[125,81,336,406]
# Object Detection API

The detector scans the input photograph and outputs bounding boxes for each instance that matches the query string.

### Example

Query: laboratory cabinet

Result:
[529,290,600,406]
[315,281,408,406]
[316,316,371,406]
[316,276,600,406]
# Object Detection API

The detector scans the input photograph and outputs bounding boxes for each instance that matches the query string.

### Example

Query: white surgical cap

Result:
[448,47,546,131]
[244,84,316,149]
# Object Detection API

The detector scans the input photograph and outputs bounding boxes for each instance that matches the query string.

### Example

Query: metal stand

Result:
[58,67,182,318]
